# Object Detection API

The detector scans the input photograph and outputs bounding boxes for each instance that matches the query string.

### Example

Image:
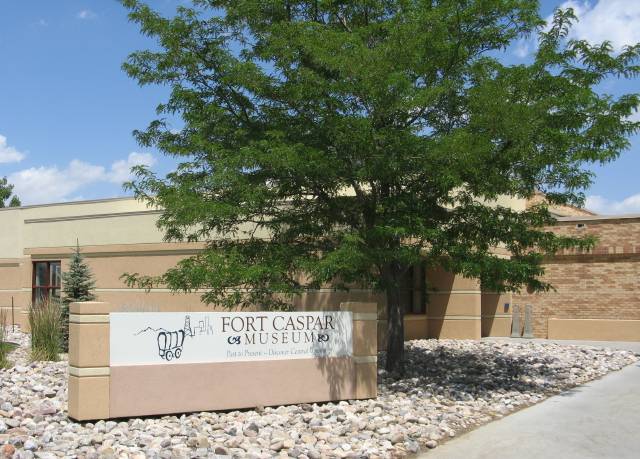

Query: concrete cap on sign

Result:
[69,302,115,314]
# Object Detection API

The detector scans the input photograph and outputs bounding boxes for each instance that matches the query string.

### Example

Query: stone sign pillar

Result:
[68,301,112,420]
[340,302,378,399]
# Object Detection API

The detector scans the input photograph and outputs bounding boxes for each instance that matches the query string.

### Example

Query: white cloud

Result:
[0,135,26,164]
[557,1,640,52]
[9,160,104,205]
[627,110,640,123]
[76,10,97,20]
[514,1,640,58]
[108,152,156,184]
[8,153,156,205]
[586,193,640,215]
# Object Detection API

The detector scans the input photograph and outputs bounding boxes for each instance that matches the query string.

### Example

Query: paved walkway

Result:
[425,341,640,459]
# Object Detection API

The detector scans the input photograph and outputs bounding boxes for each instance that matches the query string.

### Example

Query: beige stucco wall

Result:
[18,197,153,220]
[1,198,167,314]
[481,292,513,337]
[1,195,529,253]
[19,198,166,249]
[1,197,167,257]
[490,195,528,212]
[0,208,24,259]
[1,197,518,340]
[0,257,30,310]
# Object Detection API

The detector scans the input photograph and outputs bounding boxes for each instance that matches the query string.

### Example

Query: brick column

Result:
[340,301,377,399]
[68,301,112,420]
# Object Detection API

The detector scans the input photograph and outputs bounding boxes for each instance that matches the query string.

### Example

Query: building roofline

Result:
[556,213,640,222]
[0,196,139,212]
[3,196,634,223]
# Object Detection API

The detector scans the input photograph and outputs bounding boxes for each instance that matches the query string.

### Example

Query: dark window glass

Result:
[400,264,426,315]
[51,263,61,288]
[32,261,61,304]
[34,262,48,287]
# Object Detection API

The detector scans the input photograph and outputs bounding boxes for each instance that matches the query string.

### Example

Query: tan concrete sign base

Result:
[68,301,378,421]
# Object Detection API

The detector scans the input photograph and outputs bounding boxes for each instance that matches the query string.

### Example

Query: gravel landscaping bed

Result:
[0,329,637,459]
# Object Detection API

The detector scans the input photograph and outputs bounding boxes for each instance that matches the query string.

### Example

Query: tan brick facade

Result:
[514,215,640,339]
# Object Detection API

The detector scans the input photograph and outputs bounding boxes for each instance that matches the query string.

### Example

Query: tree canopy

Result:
[0,177,21,208]
[121,0,639,373]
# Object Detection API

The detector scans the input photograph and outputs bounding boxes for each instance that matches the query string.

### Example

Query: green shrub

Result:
[0,310,10,368]
[61,242,96,352]
[29,299,63,361]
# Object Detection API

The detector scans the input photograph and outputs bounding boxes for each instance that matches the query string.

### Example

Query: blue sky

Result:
[0,1,638,213]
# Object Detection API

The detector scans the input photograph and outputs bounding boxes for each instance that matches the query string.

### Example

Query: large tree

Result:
[121,0,639,374]
[0,177,21,208]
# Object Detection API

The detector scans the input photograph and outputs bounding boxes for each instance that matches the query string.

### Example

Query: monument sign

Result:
[68,302,378,420]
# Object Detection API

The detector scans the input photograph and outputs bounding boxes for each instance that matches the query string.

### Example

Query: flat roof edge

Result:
[0,196,140,212]
[556,214,640,222]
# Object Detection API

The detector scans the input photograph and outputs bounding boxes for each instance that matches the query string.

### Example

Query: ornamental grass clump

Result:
[0,310,10,368]
[29,299,63,361]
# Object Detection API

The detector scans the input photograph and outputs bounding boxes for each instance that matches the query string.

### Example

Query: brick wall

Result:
[514,216,640,337]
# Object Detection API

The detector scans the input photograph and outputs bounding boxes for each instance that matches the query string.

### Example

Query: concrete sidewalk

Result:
[425,351,640,459]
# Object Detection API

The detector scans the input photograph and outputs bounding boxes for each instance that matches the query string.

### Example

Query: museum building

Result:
[1,196,638,342]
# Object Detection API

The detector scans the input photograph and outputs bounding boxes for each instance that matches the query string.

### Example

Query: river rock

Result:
[0,328,636,458]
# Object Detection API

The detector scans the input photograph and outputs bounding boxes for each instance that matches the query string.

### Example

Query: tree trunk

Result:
[384,263,405,375]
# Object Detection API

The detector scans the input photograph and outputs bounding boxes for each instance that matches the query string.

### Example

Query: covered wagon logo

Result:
[135,316,195,361]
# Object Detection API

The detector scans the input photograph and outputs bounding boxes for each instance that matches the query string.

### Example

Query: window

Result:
[32,261,61,304]
[400,264,426,315]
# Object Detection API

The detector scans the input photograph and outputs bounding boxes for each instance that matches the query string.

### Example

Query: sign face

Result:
[110,311,353,366]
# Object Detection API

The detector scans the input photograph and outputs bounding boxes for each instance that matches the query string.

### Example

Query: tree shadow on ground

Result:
[378,342,575,400]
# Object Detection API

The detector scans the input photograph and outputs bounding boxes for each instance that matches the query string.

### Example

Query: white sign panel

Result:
[110,311,352,366]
